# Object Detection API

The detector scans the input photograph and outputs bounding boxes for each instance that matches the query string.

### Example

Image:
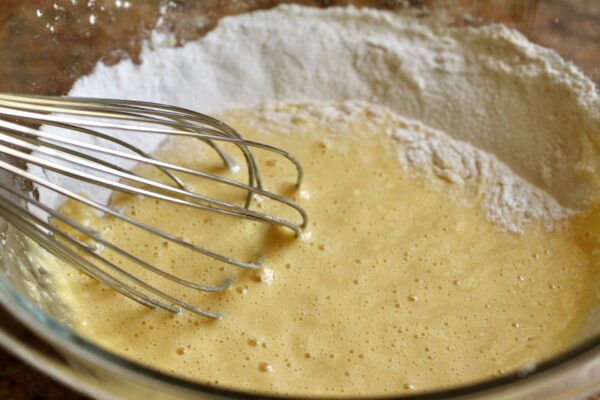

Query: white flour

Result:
[63,4,600,232]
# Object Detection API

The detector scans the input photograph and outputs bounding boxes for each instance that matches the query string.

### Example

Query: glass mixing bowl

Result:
[0,1,599,399]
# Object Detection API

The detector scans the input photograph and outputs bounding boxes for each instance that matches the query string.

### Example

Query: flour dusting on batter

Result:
[249,101,573,233]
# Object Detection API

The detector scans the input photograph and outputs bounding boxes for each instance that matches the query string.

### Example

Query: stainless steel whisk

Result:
[0,93,307,320]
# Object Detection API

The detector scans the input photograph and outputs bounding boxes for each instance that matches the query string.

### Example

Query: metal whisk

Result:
[0,93,307,320]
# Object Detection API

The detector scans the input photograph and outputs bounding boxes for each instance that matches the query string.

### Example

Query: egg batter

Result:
[48,103,600,396]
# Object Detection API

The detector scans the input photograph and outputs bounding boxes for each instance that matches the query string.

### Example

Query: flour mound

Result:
[67,4,600,231]
[247,101,572,233]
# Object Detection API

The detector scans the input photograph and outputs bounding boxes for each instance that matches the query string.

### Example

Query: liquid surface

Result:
[50,104,600,396]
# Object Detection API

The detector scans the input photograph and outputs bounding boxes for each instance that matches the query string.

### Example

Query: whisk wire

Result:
[0,93,307,319]
[0,193,186,316]
[0,118,308,227]
[0,175,232,292]
[0,94,269,203]
[0,94,304,186]
[0,129,306,233]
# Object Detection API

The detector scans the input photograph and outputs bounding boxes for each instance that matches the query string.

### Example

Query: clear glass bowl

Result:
[0,1,598,399]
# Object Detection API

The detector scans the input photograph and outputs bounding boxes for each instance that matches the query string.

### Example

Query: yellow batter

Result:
[48,103,600,396]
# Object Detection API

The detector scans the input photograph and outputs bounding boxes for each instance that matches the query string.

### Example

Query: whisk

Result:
[0,93,307,320]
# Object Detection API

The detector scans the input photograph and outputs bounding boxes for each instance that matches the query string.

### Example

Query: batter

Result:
[47,103,600,396]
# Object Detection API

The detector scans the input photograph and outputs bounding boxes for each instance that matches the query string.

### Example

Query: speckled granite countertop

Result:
[0,0,598,398]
